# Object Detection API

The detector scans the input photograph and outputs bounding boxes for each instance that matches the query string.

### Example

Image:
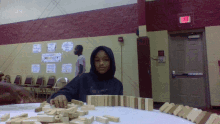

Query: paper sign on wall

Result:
[33,44,41,53]
[47,43,57,52]
[62,64,72,73]
[31,64,40,73]
[46,64,56,73]
[62,42,74,52]
[42,53,62,63]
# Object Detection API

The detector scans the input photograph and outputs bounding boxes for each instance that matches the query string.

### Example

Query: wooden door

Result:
[169,31,210,109]
[137,37,152,98]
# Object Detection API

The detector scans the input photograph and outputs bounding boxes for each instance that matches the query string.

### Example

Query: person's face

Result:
[94,50,110,74]
[74,47,78,55]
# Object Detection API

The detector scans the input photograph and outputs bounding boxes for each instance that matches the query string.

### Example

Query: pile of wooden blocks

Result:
[86,95,154,111]
[0,98,121,124]
[159,102,220,124]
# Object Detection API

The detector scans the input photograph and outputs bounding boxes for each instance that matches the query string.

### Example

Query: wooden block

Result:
[120,96,124,106]
[190,109,203,123]
[33,122,41,124]
[87,116,94,124]
[177,106,186,117]
[61,116,69,123]
[89,95,94,106]
[65,106,77,113]
[141,98,145,110]
[164,103,175,113]
[42,107,52,112]
[69,119,84,124]
[103,95,107,106]
[98,95,104,106]
[112,95,115,106]
[205,113,218,124]
[123,96,126,107]
[126,96,130,107]
[129,96,135,108]
[0,113,10,122]
[78,116,88,124]
[134,97,138,109]
[159,102,169,112]
[47,110,57,115]
[95,116,109,124]
[138,97,141,109]
[145,98,153,111]
[11,113,28,119]
[195,111,207,124]
[108,95,112,106]
[76,110,85,116]
[212,116,220,124]
[69,112,79,119]
[36,115,55,122]
[167,104,179,114]
[182,106,193,119]
[60,110,69,117]
[95,95,99,106]
[115,95,118,106]
[103,115,120,122]
[13,117,28,124]
[35,107,42,112]
[54,115,60,123]
[197,112,212,124]
[173,105,184,116]
[22,119,38,124]
[81,105,95,111]
[6,118,21,124]
[86,95,91,105]
[187,108,198,120]
[118,95,121,106]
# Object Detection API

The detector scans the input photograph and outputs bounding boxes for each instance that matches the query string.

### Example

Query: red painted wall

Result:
[146,0,220,31]
[0,4,138,45]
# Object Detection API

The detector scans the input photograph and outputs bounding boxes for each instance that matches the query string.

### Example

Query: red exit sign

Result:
[179,16,191,23]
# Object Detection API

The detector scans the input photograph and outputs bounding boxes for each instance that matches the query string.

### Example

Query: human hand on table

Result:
[50,95,68,108]
[0,82,36,104]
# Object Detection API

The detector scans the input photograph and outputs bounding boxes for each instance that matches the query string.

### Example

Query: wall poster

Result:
[62,64,72,73]
[62,42,74,52]
[33,44,41,53]
[31,64,40,73]
[42,53,62,63]
[46,64,56,73]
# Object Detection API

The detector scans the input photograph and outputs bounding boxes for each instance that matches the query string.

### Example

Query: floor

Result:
[34,95,220,114]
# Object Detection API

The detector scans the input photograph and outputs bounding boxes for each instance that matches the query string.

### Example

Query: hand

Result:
[50,95,68,108]
[0,82,36,104]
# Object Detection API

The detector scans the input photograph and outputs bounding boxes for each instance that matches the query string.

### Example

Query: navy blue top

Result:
[47,46,123,103]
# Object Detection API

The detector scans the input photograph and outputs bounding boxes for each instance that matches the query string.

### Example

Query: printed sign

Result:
[33,44,41,53]
[31,64,40,73]
[47,43,57,52]
[42,53,62,63]
[62,42,74,52]
[46,64,56,73]
[62,64,72,73]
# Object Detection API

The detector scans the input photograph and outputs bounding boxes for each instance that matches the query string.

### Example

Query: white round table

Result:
[0,103,194,124]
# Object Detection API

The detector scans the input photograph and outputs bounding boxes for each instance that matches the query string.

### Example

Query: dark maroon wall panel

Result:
[146,0,220,31]
[0,4,138,45]
[138,0,147,25]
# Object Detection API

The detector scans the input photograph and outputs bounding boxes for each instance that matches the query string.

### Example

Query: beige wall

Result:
[0,33,140,97]
[205,26,220,106]
[147,30,170,102]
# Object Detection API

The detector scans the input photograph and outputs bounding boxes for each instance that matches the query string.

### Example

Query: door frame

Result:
[168,28,211,109]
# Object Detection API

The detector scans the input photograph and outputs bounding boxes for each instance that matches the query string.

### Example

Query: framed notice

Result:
[42,53,62,63]
[62,64,72,73]
[46,64,56,73]
[47,43,57,52]
[31,64,40,73]
[62,42,74,52]
[33,44,41,53]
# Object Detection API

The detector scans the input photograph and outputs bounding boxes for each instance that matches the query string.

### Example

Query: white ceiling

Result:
[0,0,137,25]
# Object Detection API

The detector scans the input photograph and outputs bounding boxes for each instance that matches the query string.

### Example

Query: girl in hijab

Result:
[47,46,123,108]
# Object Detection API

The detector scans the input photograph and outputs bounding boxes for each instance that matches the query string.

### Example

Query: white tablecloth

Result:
[0,103,194,124]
